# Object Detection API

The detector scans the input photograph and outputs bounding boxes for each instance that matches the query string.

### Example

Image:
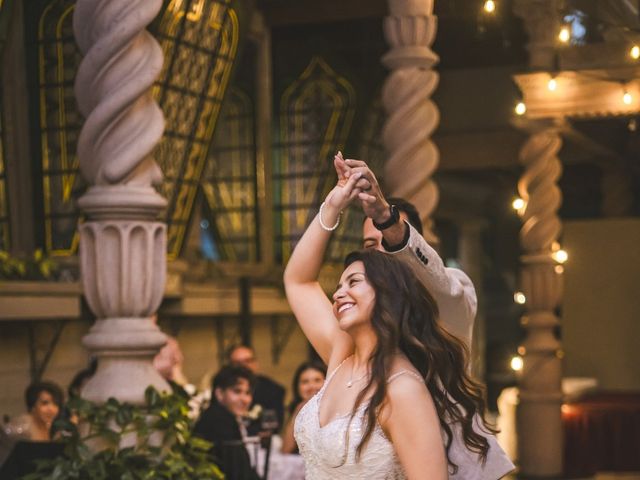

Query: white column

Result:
[73,0,169,404]
[516,128,564,476]
[382,0,440,243]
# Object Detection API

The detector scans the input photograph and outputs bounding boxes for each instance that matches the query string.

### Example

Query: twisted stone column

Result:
[73,0,169,404]
[381,0,440,243]
[516,128,564,476]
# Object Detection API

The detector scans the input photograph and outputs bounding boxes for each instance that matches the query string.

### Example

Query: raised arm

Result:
[283,165,363,365]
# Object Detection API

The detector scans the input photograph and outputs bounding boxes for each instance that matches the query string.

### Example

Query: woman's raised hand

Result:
[325,153,364,211]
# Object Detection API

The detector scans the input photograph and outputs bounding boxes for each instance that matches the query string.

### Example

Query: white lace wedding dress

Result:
[294,360,407,479]
[294,359,515,480]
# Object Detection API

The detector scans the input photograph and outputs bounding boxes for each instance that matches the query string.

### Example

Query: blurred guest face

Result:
[31,391,59,428]
[298,368,325,401]
[215,378,253,417]
[229,346,258,373]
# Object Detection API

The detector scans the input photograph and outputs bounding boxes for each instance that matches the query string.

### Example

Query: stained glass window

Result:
[201,86,258,262]
[36,0,85,255]
[152,0,239,259]
[32,0,240,258]
[274,56,356,263]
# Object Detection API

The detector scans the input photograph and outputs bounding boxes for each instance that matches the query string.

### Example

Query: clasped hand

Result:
[326,152,389,224]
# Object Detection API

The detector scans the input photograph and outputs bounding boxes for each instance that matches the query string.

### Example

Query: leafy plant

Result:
[0,249,59,281]
[23,387,224,480]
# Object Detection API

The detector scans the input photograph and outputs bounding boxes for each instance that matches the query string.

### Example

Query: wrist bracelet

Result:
[318,201,341,231]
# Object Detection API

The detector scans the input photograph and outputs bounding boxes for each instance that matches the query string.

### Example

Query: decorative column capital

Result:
[513,0,562,70]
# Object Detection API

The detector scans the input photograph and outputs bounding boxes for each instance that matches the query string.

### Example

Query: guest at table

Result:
[193,365,260,480]
[282,361,326,454]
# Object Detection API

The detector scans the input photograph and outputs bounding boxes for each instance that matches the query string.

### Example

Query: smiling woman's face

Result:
[332,260,376,332]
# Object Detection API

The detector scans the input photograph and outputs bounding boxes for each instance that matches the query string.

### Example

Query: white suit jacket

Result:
[385,221,476,350]
[385,222,514,479]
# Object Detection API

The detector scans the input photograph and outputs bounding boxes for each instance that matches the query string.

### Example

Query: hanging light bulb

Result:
[510,356,524,372]
[548,76,558,91]
[623,91,633,105]
[483,0,496,13]
[631,45,640,60]
[512,197,525,211]
[513,291,526,304]
[558,25,571,43]
[515,101,527,115]
[552,249,568,264]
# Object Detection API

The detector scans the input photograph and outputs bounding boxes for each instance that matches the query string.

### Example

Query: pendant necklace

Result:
[347,359,368,388]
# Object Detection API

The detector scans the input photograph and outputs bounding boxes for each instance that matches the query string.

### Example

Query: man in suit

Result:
[227,345,285,432]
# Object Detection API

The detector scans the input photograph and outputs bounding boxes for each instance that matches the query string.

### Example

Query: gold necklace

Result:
[347,358,369,388]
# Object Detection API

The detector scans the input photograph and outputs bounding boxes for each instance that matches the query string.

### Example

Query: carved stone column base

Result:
[82,318,169,404]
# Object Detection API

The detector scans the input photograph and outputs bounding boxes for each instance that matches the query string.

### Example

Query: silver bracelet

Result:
[318,201,341,231]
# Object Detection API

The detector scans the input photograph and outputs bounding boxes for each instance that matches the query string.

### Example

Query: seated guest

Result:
[227,344,285,431]
[281,361,326,454]
[193,365,260,480]
[0,381,64,466]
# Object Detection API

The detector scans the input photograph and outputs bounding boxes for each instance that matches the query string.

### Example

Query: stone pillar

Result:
[513,0,562,70]
[381,0,440,243]
[73,0,169,404]
[516,128,564,477]
[458,219,487,380]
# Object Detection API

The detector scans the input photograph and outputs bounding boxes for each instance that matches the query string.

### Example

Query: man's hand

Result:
[340,158,391,224]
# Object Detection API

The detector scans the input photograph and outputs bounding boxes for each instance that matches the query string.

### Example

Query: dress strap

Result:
[387,370,425,384]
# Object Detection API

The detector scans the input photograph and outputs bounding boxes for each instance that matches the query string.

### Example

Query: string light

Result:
[558,25,571,43]
[623,91,633,105]
[555,265,564,274]
[510,356,524,372]
[547,76,558,91]
[552,249,568,264]
[515,102,527,115]
[631,45,640,60]
[513,292,526,304]
[483,0,496,13]
[512,197,525,211]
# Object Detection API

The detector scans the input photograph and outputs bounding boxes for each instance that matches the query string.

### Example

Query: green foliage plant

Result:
[23,387,224,480]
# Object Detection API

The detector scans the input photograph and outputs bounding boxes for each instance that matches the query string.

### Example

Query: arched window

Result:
[31,0,241,258]
[152,0,240,259]
[275,56,356,262]
[201,86,257,262]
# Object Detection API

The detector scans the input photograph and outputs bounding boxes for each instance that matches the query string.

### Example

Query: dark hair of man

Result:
[386,197,423,235]
[288,361,327,415]
[212,364,256,393]
[343,249,495,473]
[224,344,255,362]
[25,381,64,411]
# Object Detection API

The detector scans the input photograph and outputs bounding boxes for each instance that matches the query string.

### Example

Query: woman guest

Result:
[283,163,513,479]
[281,362,326,454]
[0,381,64,465]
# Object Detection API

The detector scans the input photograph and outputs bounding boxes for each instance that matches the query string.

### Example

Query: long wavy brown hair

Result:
[344,249,496,473]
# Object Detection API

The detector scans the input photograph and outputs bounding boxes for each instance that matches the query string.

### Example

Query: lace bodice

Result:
[294,359,407,479]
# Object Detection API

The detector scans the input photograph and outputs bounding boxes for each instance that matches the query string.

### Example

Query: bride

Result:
[283,165,501,479]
